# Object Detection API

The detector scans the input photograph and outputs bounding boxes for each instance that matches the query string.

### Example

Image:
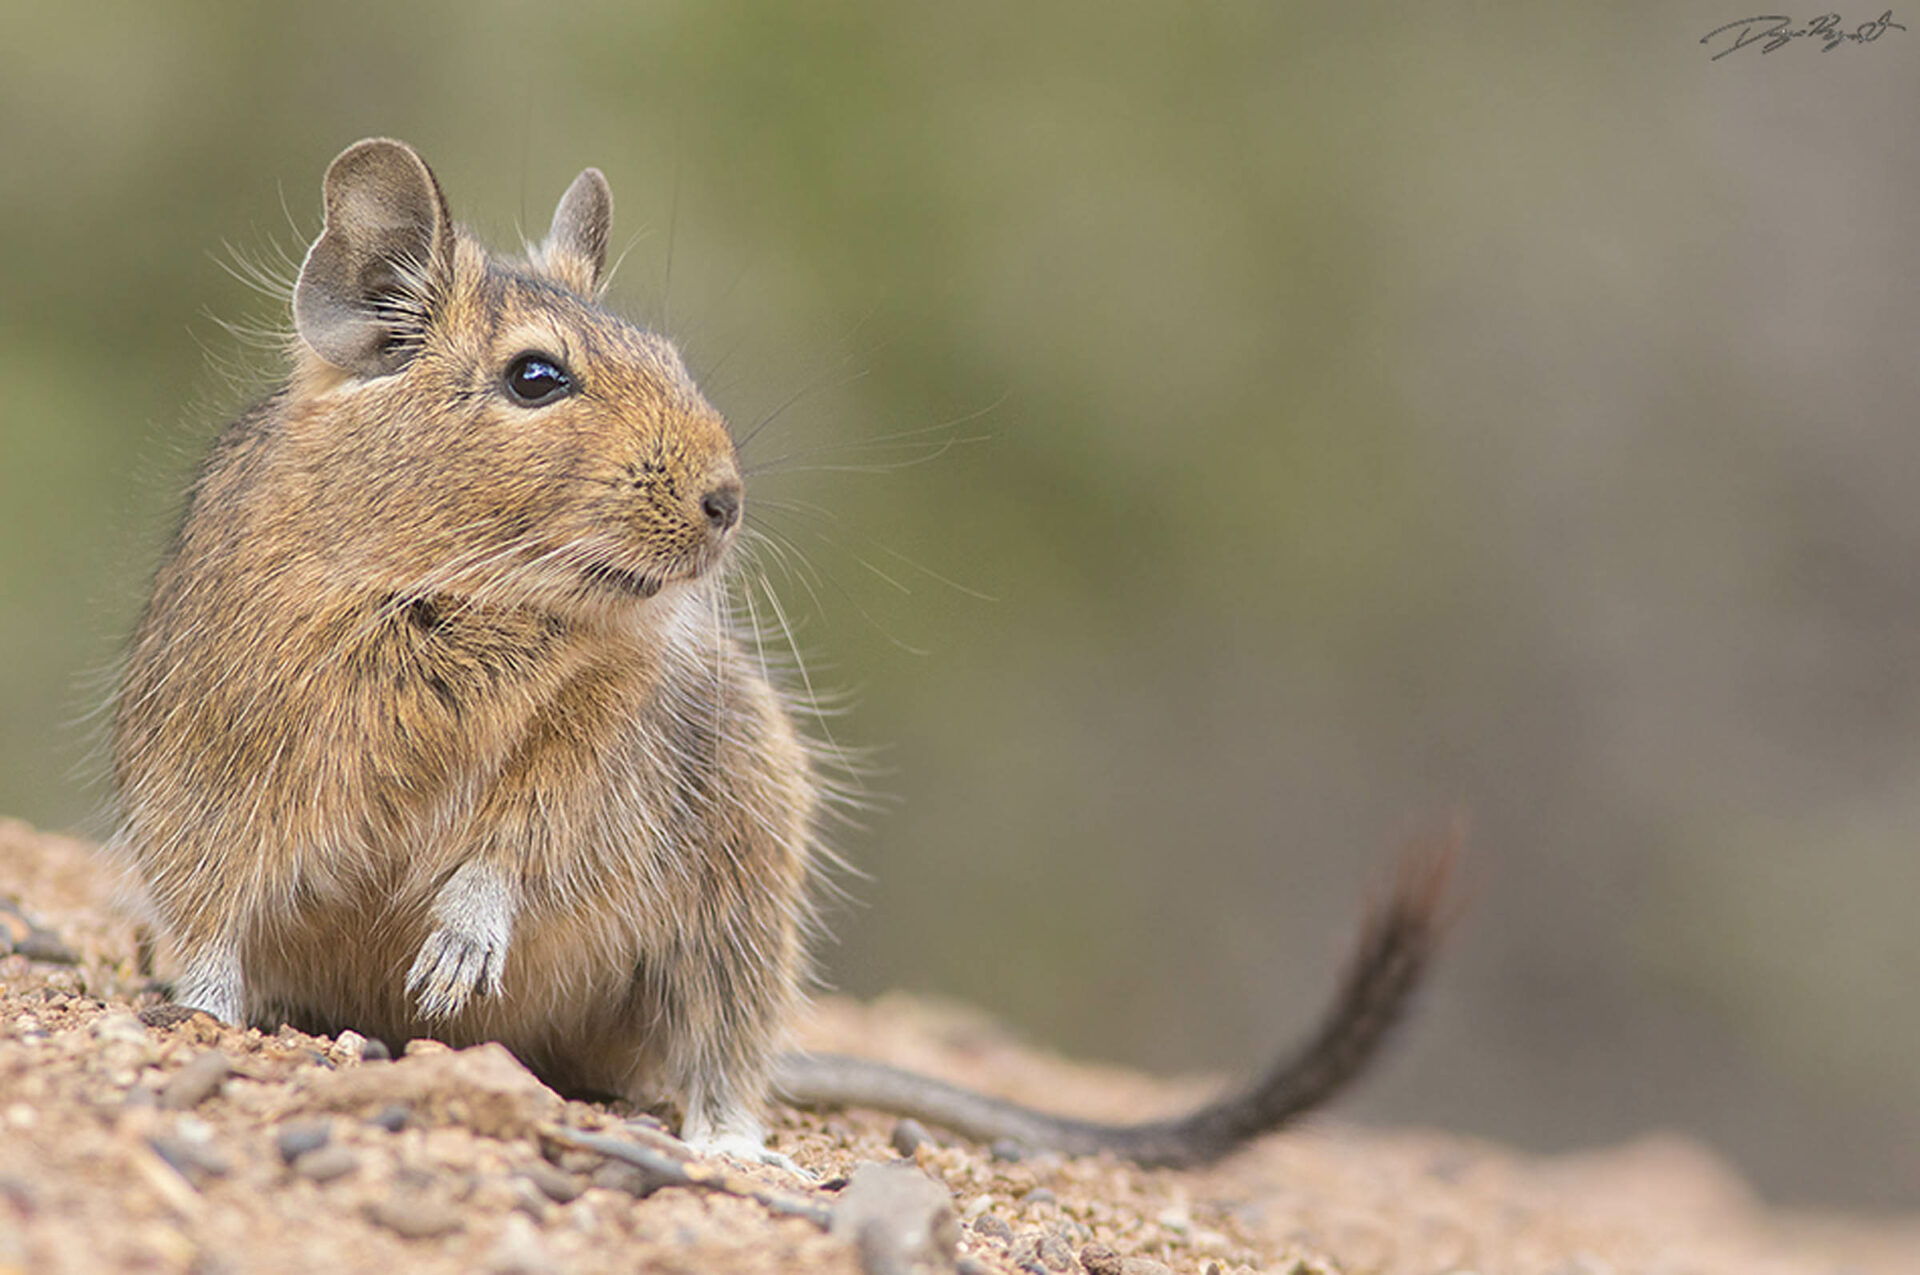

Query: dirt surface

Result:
[0,817,1915,1275]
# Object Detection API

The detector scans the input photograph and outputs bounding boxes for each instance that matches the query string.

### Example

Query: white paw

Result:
[684,1130,807,1174]
[406,922,505,1019]
[406,863,514,1020]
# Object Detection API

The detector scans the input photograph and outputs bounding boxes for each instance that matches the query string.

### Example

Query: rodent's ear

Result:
[293,138,456,378]
[538,168,612,295]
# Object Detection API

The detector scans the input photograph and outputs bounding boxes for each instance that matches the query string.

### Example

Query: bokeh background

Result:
[6,1,1919,1210]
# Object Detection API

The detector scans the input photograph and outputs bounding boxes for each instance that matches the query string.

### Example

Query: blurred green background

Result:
[6,1,1920,1209]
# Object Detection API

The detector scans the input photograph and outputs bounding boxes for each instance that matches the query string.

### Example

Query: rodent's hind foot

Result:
[684,1131,808,1175]
[405,924,506,1020]
[678,1109,810,1175]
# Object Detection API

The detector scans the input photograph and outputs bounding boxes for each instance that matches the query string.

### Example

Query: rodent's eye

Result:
[503,352,574,407]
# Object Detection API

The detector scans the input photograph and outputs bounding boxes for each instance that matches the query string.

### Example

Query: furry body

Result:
[113,140,813,1150]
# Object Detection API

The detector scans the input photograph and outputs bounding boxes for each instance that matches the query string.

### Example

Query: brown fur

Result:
[113,139,813,1148]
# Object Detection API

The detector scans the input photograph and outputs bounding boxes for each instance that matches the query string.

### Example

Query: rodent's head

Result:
[283,138,741,616]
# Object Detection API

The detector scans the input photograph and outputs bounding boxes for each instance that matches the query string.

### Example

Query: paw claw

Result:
[405,926,504,1020]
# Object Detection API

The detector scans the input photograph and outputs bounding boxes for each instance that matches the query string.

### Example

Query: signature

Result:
[1701,11,1905,58]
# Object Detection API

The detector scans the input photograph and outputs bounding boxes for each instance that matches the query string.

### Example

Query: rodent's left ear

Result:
[538,168,612,295]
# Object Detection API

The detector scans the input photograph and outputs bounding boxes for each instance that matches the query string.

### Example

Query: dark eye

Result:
[504,352,574,406]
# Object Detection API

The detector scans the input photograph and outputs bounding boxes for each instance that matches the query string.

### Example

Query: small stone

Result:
[361,1037,392,1061]
[1081,1246,1176,1275]
[275,1119,332,1164]
[14,931,79,965]
[956,1260,993,1275]
[971,1214,1013,1243]
[1009,1235,1046,1273]
[589,1159,671,1198]
[509,1176,551,1221]
[136,1004,208,1031]
[1019,1188,1056,1209]
[366,1192,464,1239]
[0,900,79,964]
[294,1144,360,1183]
[1035,1230,1074,1271]
[519,1159,583,1204]
[547,1147,602,1175]
[368,1103,411,1132]
[148,1131,231,1182]
[890,1117,930,1157]
[329,1030,369,1063]
[830,1162,959,1274]
[91,1013,149,1045]
[159,1051,231,1111]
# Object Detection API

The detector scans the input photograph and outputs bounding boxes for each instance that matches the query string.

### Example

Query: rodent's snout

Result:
[700,481,742,534]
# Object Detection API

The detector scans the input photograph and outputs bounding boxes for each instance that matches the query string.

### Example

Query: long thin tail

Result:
[776,830,1458,1168]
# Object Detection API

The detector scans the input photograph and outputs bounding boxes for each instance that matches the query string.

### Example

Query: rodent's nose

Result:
[700,482,742,534]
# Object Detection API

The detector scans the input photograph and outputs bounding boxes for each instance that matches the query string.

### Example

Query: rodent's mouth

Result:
[582,561,663,598]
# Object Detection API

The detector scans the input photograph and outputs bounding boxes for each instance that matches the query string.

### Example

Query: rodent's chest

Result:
[365,650,736,877]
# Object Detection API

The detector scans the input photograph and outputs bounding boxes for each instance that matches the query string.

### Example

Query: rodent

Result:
[111,137,1453,1167]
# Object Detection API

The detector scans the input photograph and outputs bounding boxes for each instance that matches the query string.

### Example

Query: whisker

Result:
[736,367,871,453]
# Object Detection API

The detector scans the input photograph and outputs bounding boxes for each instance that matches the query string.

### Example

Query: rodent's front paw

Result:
[405,924,507,1020]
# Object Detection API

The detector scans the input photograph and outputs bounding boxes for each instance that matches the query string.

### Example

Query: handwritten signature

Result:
[1701,11,1905,58]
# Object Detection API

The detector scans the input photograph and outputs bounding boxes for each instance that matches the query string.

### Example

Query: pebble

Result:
[589,1159,671,1198]
[1020,1187,1057,1209]
[1079,1246,1172,1275]
[361,1037,392,1061]
[1009,1234,1047,1273]
[148,1131,231,1182]
[91,1013,149,1045]
[889,1117,930,1157]
[365,1192,464,1239]
[275,1119,332,1164]
[293,1144,359,1183]
[971,1214,1013,1243]
[989,1139,1028,1163]
[368,1103,411,1132]
[830,1162,960,1275]
[1035,1230,1075,1271]
[329,1030,370,1063]
[159,1051,231,1111]
[519,1159,584,1204]
[509,1176,551,1221]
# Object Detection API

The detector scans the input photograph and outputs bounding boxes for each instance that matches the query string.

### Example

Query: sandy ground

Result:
[0,816,1916,1275]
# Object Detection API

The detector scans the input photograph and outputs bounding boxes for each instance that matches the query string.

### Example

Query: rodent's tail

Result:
[775,829,1458,1168]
